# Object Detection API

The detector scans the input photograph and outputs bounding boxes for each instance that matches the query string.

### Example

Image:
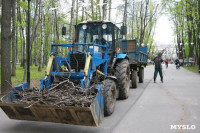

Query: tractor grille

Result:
[70,53,85,71]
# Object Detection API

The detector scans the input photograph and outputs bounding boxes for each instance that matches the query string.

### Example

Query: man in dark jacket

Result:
[153,52,163,83]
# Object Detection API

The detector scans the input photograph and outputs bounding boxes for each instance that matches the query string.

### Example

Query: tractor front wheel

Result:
[103,79,117,116]
[115,59,130,99]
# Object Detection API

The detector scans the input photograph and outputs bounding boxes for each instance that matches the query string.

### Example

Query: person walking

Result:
[153,52,164,83]
[175,57,180,69]
[165,58,169,69]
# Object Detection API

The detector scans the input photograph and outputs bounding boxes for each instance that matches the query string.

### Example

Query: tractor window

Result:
[79,28,85,43]
[78,27,92,43]
[78,23,113,44]
[86,33,91,43]
[115,27,120,48]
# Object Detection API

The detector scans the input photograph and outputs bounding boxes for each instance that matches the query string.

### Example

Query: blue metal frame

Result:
[9,83,29,101]
[41,43,109,90]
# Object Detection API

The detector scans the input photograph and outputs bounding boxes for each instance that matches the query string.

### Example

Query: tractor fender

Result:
[105,76,117,82]
[111,54,129,72]
[116,54,129,60]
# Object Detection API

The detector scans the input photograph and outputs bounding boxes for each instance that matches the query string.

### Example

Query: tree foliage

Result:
[0,0,162,94]
[164,0,200,65]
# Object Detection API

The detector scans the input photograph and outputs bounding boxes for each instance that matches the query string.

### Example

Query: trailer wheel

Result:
[139,67,144,83]
[131,70,137,88]
[103,79,116,116]
[115,59,130,99]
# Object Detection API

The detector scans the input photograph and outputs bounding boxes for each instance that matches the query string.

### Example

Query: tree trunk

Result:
[108,0,112,21]
[98,0,101,20]
[122,0,127,39]
[76,0,79,25]
[102,0,107,20]
[81,0,84,21]
[1,0,12,95]
[38,2,44,71]
[11,0,16,76]
[55,7,59,43]
[123,0,127,26]
[69,0,75,43]
[23,61,27,81]
[91,0,94,19]
[34,36,38,66]
[30,0,40,66]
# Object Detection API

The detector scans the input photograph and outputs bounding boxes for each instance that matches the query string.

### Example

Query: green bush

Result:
[183,66,199,73]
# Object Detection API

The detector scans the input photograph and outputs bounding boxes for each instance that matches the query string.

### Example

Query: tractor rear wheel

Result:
[131,70,137,89]
[115,59,130,99]
[103,79,116,116]
[139,67,144,83]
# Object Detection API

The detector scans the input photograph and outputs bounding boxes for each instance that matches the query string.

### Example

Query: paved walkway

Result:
[112,64,200,133]
[0,64,199,133]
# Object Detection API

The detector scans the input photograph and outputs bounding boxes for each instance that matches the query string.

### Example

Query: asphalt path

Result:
[112,64,200,133]
[0,67,152,133]
[1,65,199,133]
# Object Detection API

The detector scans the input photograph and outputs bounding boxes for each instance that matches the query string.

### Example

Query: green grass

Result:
[147,63,152,66]
[0,66,45,85]
[183,65,199,73]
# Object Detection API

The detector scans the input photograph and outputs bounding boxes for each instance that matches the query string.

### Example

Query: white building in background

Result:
[157,44,176,60]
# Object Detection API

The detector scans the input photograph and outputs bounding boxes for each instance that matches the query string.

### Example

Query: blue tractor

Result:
[0,21,147,126]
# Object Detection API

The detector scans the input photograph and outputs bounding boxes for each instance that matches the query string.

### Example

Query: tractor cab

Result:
[74,21,123,65]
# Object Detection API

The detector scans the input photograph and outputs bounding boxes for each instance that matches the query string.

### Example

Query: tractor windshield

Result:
[77,23,113,45]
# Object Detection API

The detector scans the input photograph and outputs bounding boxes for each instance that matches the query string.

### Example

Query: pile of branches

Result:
[14,80,97,107]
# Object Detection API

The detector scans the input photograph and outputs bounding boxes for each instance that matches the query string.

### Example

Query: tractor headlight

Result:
[102,24,107,29]
[82,24,87,30]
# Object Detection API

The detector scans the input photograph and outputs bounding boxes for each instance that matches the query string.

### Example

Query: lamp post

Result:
[27,0,31,88]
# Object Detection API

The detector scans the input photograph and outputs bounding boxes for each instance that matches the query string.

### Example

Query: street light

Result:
[27,0,31,88]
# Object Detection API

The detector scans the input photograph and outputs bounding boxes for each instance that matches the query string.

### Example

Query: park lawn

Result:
[147,63,152,66]
[183,65,199,73]
[0,66,45,85]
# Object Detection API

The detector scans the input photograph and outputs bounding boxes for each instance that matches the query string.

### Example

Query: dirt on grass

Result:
[0,78,41,97]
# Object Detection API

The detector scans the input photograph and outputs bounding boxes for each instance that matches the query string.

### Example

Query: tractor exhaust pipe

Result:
[27,0,31,88]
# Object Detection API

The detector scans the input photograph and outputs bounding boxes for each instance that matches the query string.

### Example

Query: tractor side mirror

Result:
[62,26,67,36]
[120,26,127,35]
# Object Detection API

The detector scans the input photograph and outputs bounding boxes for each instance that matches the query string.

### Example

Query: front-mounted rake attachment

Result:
[0,83,104,126]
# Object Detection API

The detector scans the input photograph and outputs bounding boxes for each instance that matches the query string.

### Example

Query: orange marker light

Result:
[116,47,120,53]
